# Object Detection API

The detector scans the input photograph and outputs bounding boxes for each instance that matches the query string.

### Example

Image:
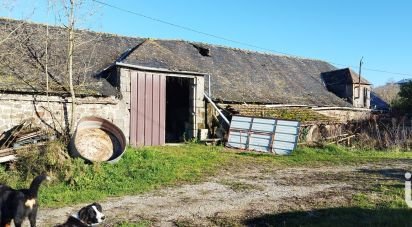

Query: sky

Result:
[1,0,411,87]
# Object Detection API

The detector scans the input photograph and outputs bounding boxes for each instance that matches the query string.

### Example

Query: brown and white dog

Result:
[0,174,50,227]
[55,203,105,227]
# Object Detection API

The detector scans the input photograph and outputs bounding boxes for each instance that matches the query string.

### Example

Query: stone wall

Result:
[0,67,207,145]
[314,108,372,122]
[0,93,130,140]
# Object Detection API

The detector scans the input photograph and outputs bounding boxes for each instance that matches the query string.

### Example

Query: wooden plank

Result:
[137,72,146,146]
[0,147,14,157]
[0,155,16,163]
[144,73,153,146]
[159,75,166,145]
[130,71,138,146]
[152,74,160,145]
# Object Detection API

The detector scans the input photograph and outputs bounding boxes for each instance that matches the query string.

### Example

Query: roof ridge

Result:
[146,38,335,64]
[0,17,335,66]
[0,17,147,41]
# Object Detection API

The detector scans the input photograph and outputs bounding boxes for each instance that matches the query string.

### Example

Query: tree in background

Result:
[393,81,412,114]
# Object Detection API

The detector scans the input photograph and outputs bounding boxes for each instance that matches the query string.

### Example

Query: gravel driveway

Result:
[34,160,409,226]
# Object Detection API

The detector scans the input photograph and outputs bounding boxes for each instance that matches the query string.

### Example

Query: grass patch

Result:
[234,144,412,167]
[39,144,229,207]
[219,180,263,192]
[116,220,152,227]
[1,143,412,209]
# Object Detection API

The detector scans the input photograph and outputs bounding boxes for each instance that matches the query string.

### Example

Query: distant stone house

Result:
[0,18,375,146]
[321,68,371,108]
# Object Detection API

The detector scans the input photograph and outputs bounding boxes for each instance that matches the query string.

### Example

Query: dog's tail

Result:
[28,174,50,197]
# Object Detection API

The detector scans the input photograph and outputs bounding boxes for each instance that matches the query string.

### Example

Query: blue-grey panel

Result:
[228,134,248,143]
[251,122,275,132]
[249,144,270,152]
[274,133,298,143]
[273,148,292,155]
[251,118,276,132]
[277,120,300,127]
[249,134,271,146]
[227,115,299,155]
[227,130,248,149]
[230,117,252,130]
[232,116,253,122]
[253,118,276,124]
[275,125,299,134]
[273,141,296,150]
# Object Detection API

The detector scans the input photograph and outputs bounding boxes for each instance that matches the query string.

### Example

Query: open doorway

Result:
[165,76,193,142]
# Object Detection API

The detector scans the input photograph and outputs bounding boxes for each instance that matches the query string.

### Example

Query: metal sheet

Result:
[273,148,292,155]
[274,133,297,143]
[251,120,276,132]
[230,116,253,130]
[227,115,300,155]
[275,125,299,135]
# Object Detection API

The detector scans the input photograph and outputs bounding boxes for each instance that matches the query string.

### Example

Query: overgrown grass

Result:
[1,142,412,209]
[236,144,412,167]
[40,144,226,207]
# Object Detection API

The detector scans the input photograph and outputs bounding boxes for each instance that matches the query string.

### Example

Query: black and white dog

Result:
[0,174,50,227]
[55,203,105,227]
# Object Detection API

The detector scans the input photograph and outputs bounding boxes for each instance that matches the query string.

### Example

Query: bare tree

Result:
[0,0,102,137]
[67,0,76,135]
[50,0,101,135]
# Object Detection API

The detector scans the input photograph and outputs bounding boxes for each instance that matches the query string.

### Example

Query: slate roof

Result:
[0,18,351,106]
[321,68,371,86]
[0,18,143,96]
[122,40,351,106]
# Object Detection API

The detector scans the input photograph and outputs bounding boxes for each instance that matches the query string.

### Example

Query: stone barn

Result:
[0,18,377,146]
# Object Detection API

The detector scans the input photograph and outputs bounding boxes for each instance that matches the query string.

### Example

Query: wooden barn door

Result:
[130,71,166,146]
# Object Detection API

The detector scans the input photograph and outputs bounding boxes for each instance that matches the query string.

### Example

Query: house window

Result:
[363,87,369,107]
[354,86,360,98]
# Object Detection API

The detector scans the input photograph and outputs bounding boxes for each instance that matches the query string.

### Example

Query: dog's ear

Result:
[92,202,103,212]
[78,206,93,224]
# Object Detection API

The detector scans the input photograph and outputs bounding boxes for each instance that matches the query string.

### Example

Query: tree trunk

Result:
[68,0,76,135]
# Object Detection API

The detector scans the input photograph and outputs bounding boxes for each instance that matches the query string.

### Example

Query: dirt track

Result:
[34,161,409,226]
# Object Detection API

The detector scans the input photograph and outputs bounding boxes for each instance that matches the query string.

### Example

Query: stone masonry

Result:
[0,67,206,145]
[0,93,130,140]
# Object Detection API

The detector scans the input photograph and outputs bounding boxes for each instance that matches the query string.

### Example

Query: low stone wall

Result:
[313,108,372,122]
[0,93,129,140]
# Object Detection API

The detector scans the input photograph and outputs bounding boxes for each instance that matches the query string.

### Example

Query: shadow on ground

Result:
[244,207,412,227]
[358,168,409,181]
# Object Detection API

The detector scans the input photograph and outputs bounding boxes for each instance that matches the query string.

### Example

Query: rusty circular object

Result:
[70,117,126,163]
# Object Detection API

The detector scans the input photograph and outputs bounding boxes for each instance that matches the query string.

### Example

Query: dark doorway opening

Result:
[166,77,192,142]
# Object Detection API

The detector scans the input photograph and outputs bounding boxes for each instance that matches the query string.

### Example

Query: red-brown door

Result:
[130,71,166,146]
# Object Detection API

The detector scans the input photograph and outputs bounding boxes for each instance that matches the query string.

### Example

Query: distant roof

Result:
[0,18,350,106]
[370,91,390,110]
[397,79,412,84]
[121,39,351,106]
[321,68,371,86]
